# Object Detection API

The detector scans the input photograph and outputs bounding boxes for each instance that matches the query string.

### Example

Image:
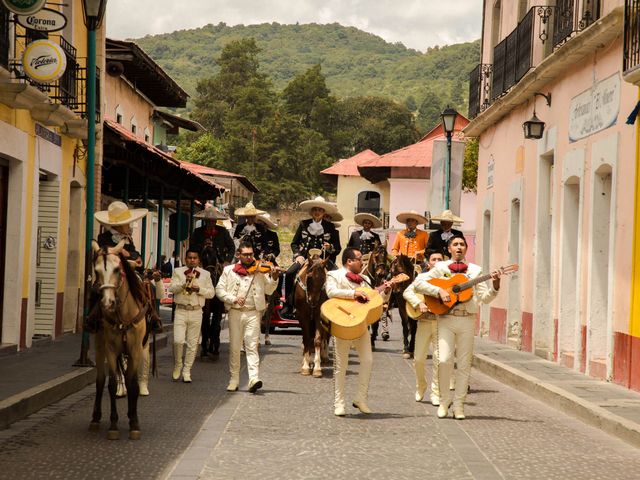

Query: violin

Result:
[246,260,286,274]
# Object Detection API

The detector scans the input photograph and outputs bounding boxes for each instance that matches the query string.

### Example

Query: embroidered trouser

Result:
[414,320,441,398]
[333,332,372,410]
[174,308,203,375]
[228,308,262,386]
[436,315,474,408]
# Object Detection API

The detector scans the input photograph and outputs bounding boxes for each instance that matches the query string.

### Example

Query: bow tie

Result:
[449,262,468,274]
[233,263,249,276]
[405,230,417,239]
[185,268,200,277]
[345,272,364,284]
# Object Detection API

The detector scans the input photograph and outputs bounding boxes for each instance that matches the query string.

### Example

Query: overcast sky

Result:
[106,0,482,52]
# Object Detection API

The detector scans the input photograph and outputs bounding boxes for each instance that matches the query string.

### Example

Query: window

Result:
[130,116,137,135]
[115,105,124,124]
[356,191,381,216]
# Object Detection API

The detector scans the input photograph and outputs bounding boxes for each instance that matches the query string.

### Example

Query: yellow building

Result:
[0,0,99,350]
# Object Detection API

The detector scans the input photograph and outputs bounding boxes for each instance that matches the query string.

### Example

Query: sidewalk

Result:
[0,306,172,429]
[2,309,640,451]
[473,337,640,448]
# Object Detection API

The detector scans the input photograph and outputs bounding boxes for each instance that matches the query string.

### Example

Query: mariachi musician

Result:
[347,212,383,255]
[233,202,268,259]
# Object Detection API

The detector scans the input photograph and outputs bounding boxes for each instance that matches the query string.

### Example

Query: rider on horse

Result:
[190,205,235,264]
[233,202,268,259]
[282,196,342,316]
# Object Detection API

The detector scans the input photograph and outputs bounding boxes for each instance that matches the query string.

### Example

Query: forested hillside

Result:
[134,22,479,130]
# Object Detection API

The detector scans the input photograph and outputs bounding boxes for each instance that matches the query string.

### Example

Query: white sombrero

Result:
[234,201,266,217]
[354,212,382,229]
[256,212,278,229]
[195,204,227,220]
[298,196,338,215]
[333,222,341,228]
[396,210,428,225]
[431,209,464,224]
[95,201,148,226]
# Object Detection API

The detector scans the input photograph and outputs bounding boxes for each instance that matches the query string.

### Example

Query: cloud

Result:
[106,0,481,50]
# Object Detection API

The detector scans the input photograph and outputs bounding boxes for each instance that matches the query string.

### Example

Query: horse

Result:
[294,254,330,377]
[200,243,224,357]
[362,242,392,346]
[89,239,149,440]
[390,254,419,357]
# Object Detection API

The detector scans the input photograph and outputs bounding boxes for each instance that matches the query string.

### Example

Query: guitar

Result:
[321,273,410,340]
[405,264,519,318]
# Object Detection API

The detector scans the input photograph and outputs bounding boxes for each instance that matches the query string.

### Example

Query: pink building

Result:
[466,1,640,389]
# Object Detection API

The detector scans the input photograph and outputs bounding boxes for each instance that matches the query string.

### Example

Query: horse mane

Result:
[119,253,147,306]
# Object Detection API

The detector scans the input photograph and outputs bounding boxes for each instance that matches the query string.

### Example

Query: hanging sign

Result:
[22,39,67,83]
[1,0,46,15]
[17,8,68,32]
[569,73,620,142]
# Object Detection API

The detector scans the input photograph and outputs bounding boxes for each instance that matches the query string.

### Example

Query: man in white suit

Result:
[169,248,216,383]
[216,241,280,393]
[409,236,501,420]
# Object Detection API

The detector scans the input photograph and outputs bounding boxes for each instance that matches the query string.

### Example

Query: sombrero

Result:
[333,222,341,228]
[298,196,338,215]
[396,210,428,225]
[234,202,266,217]
[95,201,148,226]
[195,205,227,220]
[324,211,344,222]
[354,212,382,229]
[431,209,464,224]
[256,212,278,229]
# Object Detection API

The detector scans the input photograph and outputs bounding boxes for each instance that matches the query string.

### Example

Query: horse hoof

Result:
[107,430,120,440]
[312,370,322,378]
[129,430,141,440]
[301,368,311,376]
[89,422,100,432]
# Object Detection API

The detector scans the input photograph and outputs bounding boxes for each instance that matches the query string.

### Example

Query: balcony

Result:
[624,0,640,83]
[467,2,611,123]
[0,12,98,135]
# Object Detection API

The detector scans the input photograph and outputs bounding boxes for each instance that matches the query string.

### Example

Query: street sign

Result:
[16,8,67,32]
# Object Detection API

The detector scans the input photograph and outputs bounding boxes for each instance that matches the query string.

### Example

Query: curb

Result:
[473,352,640,448]
[0,332,169,430]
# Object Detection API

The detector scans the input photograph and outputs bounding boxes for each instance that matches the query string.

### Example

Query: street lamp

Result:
[74,0,107,367]
[441,106,458,210]
[523,92,551,140]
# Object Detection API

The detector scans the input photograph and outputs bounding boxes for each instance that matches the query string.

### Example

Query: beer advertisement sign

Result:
[22,40,67,83]
[17,8,68,32]
[1,0,46,15]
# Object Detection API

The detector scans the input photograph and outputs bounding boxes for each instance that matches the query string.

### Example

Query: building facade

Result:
[467,1,640,387]
[0,1,98,350]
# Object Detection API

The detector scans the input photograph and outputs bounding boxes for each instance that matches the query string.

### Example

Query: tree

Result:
[463,138,478,192]
[417,90,446,133]
[282,64,330,127]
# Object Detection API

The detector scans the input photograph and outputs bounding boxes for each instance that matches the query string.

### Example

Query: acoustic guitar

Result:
[321,273,410,340]
[405,264,519,318]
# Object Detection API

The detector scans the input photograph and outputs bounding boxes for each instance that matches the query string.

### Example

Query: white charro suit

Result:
[403,273,442,402]
[216,264,277,389]
[325,268,390,413]
[169,267,215,379]
[412,260,498,410]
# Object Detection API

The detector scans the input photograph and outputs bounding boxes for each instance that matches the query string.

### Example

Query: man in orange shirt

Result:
[391,210,429,261]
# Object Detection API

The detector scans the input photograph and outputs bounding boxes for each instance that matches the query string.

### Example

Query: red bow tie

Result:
[449,262,468,274]
[346,272,364,284]
[233,263,249,277]
[185,268,200,277]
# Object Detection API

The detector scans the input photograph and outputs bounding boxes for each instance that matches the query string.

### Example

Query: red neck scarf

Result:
[185,268,200,277]
[449,261,468,274]
[233,263,249,277]
[204,226,218,238]
[346,272,364,284]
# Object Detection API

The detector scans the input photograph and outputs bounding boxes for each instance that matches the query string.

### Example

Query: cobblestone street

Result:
[2,318,640,480]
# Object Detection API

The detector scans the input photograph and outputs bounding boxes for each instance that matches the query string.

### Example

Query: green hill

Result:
[134,22,479,120]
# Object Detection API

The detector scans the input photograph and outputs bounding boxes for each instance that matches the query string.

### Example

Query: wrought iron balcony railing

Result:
[468,63,492,119]
[5,17,100,119]
[624,0,640,74]
[553,0,602,48]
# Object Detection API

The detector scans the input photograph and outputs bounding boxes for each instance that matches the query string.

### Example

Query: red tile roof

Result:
[321,149,380,176]
[180,161,259,193]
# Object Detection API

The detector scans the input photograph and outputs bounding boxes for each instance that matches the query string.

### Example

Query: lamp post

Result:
[441,106,458,210]
[74,0,107,367]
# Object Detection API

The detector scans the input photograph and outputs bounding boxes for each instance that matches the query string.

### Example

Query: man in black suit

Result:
[347,212,383,255]
[426,210,464,260]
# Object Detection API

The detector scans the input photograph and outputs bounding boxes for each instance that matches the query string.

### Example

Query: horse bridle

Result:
[95,250,126,294]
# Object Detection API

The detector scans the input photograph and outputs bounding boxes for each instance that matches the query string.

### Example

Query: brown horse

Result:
[390,254,418,357]
[363,242,392,345]
[89,240,148,440]
[295,255,330,377]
